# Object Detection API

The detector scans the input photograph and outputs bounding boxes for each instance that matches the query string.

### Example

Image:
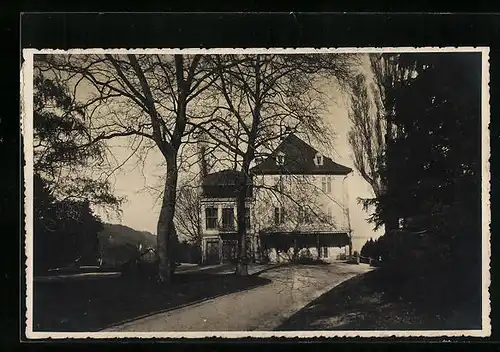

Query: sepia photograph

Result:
[21,48,490,338]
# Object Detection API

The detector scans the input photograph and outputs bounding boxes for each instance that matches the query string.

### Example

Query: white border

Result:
[23,47,487,56]
[22,47,491,339]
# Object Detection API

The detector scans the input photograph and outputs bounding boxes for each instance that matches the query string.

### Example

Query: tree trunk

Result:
[316,234,320,260]
[236,184,249,276]
[156,153,179,283]
[348,232,353,257]
[235,57,261,276]
[383,213,399,233]
[235,166,250,276]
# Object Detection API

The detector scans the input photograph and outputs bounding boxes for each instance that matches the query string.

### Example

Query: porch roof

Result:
[259,231,350,247]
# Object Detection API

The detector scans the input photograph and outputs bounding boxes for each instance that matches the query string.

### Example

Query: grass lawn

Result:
[33,271,271,332]
[277,267,482,331]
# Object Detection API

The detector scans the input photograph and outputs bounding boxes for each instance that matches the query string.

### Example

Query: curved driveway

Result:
[104,263,372,332]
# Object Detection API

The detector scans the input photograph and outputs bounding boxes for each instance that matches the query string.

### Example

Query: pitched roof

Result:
[201,169,253,198]
[202,169,252,187]
[250,133,352,176]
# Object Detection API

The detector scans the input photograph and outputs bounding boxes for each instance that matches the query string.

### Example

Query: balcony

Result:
[218,224,236,233]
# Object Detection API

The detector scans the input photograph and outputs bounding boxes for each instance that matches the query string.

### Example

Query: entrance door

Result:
[222,240,237,263]
[205,240,220,264]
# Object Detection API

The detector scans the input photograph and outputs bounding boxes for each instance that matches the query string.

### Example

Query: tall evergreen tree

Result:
[365,52,482,280]
[368,53,481,238]
[33,72,120,273]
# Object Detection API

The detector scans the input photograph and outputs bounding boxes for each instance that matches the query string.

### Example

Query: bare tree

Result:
[348,53,414,230]
[347,73,385,199]
[194,54,358,275]
[36,54,221,283]
[174,183,202,247]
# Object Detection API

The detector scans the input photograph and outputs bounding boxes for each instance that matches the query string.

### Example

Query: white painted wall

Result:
[252,173,351,233]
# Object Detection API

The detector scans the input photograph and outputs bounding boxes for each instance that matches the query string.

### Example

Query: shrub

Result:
[346,257,360,265]
[359,256,370,264]
[293,249,328,265]
[337,253,347,260]
[297,248,313,260]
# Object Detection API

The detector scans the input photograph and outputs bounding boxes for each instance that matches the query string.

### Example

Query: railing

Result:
[218,224,236,232]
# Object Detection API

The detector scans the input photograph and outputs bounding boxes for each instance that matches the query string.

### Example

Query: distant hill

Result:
[98,223,157,266]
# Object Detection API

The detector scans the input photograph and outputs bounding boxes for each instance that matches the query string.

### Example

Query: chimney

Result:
[199,145,208,178]
[280,124,292,140]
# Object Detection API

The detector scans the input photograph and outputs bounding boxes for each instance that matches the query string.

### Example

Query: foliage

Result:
[360,238,374,258]
[370,53,481,231]
[359,53,482,282]
[33,174,104,274]
[97,223,156,266]
[290,248,327,265]
[33,74,123,275]
[33,72,122,210]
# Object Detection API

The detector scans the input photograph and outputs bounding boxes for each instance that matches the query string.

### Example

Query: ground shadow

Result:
[33,272,271,332]
[276,268,482,331]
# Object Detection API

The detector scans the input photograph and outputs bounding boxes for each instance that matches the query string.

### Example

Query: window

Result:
[304,208,312,223]
[205,207,218,230]
[319,246,329,258]
[276,152,285,166]
[274,207,284,225]
[274,176,283,192]
[321,177,327,192]
[315,153,324,166]
[245,207,251,229]
[298,207,312,224]
[326,208,332,223]
[221,207,235,230]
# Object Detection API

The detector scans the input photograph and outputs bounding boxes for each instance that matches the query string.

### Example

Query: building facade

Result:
[251,133,353,263]
[200,170,256,264]
[200,133,353,264]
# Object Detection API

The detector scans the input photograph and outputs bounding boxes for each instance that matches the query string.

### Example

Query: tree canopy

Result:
[33,71,122,210]
[33,71,122,273]
[375,53,481,227]
[353,52,483,285]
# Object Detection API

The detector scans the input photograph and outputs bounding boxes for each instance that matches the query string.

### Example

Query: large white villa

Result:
[199,133,353,264]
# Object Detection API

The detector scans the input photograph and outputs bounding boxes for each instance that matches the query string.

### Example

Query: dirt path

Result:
[104,263,372,332]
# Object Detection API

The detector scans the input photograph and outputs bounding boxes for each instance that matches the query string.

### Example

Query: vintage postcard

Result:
[21,47,491,339]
